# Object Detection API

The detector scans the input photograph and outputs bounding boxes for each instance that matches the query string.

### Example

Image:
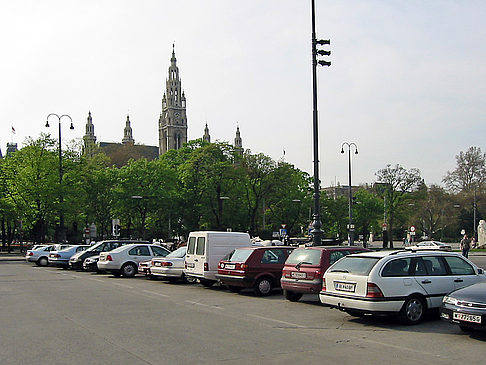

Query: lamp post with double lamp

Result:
[46,113,74,242]
[341,142,358,245]
[310,0,331,246]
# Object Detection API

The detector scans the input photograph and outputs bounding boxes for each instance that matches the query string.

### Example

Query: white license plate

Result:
[334,281,356,292]
[186,263,195,268]
[225,264,236,269]
[291,272,307,279]
[453,312,481,324]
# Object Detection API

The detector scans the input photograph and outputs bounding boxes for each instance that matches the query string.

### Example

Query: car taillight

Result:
[240,263,248,270]
[106,255,113,261]
[366,282,384,298]
[28,252,33,256]
[162,262,173,267]
[55,254,61,258]
[322,278,327,291]
[314,270,322,279]
[204,262,208,271]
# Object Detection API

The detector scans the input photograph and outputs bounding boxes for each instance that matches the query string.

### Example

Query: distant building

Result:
[6,143,18,157]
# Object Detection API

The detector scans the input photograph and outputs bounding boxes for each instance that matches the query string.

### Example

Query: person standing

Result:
[460,234,471,258]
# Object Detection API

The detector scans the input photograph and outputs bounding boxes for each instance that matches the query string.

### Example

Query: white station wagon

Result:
[319,250,486,324]
[98,243,169,277]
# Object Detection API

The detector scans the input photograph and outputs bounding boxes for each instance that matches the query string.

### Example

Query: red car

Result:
[281,246,371,301]
[216,246,295,296]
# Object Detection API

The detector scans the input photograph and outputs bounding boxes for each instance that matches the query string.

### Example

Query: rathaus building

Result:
[158,46,188,155]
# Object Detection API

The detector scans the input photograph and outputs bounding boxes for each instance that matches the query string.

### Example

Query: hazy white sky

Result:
[2,0,485,187]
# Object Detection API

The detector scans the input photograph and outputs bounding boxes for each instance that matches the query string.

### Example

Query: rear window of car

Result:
[187,237,196,254]
[167,246,186,258]
[228,249,253,262]
[286,248,322,266]
[329,256,380,275]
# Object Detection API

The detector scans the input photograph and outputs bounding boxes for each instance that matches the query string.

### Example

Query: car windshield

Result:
[285,248,322,265]
[167,246,186,258]
[227,249,253,262]
[329,256,380,275]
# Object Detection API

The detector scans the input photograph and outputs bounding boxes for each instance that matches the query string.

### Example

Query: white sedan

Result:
[98,243,170,277]
[150,246,191,282]
[409,241,452,251]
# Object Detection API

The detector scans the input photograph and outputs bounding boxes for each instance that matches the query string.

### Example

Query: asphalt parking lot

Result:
[1,260,486,365]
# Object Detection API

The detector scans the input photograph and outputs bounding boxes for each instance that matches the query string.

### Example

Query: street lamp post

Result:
[46,113,74,242]
[219,196,230,231]
[341,142,358,245]
[310,0,331,246]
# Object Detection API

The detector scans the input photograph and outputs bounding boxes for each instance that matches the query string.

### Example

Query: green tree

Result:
[353,189,383,246]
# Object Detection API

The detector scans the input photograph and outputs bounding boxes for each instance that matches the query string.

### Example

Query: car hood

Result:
[448,282,486,302]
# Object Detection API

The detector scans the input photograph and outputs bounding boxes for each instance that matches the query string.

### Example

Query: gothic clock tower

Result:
[158,46,187,154]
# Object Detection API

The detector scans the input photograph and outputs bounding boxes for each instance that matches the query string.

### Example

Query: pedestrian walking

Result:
[460,234,471,258]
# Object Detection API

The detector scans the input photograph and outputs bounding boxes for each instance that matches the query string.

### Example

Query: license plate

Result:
[225,264,235,269]
[186,263,195,268]
[453,312,481,324]
[334,281,356,292]
[291,272,307,279]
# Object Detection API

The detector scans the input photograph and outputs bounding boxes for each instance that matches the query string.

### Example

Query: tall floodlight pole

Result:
[341,142,358,245]
[46,113,74,242]
[310,0,331,246]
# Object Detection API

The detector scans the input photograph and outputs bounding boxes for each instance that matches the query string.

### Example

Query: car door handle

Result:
[194,259,198,262]
[454,279,463,283]
[421,280,431,284]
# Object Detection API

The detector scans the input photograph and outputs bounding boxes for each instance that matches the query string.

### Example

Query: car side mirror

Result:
[478,268,484,275]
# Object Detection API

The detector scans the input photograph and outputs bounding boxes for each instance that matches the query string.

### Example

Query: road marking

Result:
[113,282,134,289]
[89,278,104,283]
[142,290,170,298]
[247,314,305,328]
[185,300,223,310]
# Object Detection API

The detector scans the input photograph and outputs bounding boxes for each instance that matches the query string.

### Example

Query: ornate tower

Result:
[83,111,97,157]
[158,45,188,154]
[234,125,243,155]
[203,123,211,143]
[122,114,135,145]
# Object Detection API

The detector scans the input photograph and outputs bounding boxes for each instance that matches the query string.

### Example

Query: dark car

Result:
[216,246,295,296]
[440,281,486,332]
[281,246,371,302]
[69,240,150,270]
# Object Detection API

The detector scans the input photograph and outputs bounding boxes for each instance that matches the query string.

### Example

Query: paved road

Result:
[1,261,486,365]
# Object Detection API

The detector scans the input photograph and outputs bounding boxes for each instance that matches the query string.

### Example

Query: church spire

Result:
[203,123,211,143]
[234,125,243,155]
[122,114,135,145]
[83,111,97,157]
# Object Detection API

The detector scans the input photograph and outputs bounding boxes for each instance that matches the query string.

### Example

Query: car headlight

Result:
[443,296,458,305]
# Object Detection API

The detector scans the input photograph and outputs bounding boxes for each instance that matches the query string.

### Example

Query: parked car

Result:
[98,243,170,277]
[184,231,253,287]
[48,245,90,267]
[409,241,452,251]
[319,250,486,324]
[440,282,486,332]
[150,246,190,282]
[69,240,149,270]
[281,246,371,302]
[216,246,295,296]
[25,244,71,266]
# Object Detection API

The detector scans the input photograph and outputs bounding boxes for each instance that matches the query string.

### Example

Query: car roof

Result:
[347,249,462,259]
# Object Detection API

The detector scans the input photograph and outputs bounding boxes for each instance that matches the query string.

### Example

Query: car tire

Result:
[284,290,302,302]
[121,263,137,278]
[254,277,273,296]
[38,257,48,267]
[399,295,426,325]
[227,285,242,293]
[200,279,215,287]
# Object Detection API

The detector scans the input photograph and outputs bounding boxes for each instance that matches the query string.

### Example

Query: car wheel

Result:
[284,290,302,302]
[200,279,215,287]
[38,257,48,267]
[227,285,242,293]
[399,295,426,325]
[121,263,137,278]
[254,277,273,296]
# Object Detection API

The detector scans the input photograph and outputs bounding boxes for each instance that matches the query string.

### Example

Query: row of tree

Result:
[0,135,484,248]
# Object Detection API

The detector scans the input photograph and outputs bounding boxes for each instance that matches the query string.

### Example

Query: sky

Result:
[2,0,486,187]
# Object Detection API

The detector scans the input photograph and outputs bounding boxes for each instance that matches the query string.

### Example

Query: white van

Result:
[184,231,252,287]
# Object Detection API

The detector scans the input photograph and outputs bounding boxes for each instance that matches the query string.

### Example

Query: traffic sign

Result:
[410,225,416,232]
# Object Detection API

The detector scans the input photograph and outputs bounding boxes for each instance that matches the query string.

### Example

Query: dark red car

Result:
[216,246,295,296]
[281,246,371,301]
